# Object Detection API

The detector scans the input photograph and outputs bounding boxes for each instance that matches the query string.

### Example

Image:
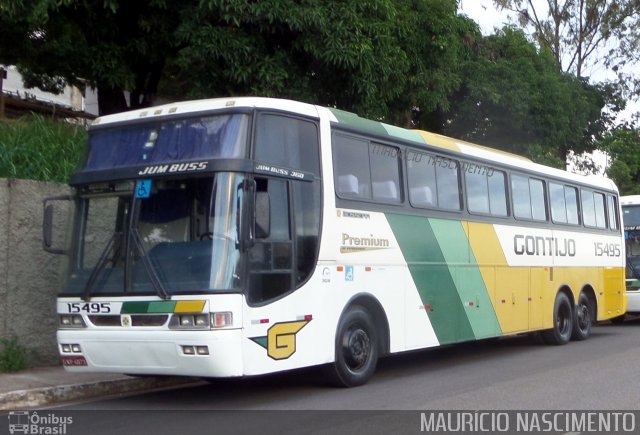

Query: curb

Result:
[0,376,198,411]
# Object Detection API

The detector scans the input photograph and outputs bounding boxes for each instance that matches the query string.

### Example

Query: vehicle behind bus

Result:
[621,195,640,318]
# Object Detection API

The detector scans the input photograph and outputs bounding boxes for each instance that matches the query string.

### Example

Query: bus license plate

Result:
[62,356,87,367]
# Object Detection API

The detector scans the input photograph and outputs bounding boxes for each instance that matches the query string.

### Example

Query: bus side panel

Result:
[387,214,502,345]
[493,225,626,324]
[466,222,532,335]
[333,210,440,353]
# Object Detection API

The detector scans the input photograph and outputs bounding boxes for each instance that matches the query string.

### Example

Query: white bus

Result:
[44,97,626,386]
[620,195,640,319]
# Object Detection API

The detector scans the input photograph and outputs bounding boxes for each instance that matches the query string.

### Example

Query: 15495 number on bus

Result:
[66,302,112,314]
[594,242,621,257]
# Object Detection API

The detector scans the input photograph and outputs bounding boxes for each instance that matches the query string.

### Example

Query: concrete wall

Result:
[0,178,71,366]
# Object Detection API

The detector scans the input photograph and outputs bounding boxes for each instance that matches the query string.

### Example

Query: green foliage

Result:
[0,115,86,183]
[600,127,640,195]
[0,0,617,166]
[0,337,27,372]
[0,0,182,114]
[430,27,610,166]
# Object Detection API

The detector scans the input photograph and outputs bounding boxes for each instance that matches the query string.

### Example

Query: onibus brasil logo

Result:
[7,411,73,434]
[250,320,310,360]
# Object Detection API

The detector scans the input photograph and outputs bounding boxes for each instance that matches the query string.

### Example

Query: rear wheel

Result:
[571,292,593,341]
[541,292,573,345]
[323,305,378,387]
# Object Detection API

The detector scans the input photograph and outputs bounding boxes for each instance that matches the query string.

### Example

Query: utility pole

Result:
[0,67,6,118]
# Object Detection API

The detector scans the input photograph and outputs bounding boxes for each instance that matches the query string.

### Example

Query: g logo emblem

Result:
[250,320,310,360]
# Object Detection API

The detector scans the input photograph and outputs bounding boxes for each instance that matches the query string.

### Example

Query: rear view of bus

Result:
[621,195,640,317]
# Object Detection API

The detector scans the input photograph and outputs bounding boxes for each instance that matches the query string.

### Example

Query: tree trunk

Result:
[97,87,129,116]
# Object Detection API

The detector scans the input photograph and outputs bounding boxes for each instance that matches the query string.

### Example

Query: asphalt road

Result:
[40,318,640,434]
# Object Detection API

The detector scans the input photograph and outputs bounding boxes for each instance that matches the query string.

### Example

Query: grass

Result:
[0,114,87,183]
[0,337,27,372]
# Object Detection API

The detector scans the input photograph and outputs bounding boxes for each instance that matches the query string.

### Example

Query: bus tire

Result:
[541,292,573,345]
[323,305,378,387]
[571,292,593,341]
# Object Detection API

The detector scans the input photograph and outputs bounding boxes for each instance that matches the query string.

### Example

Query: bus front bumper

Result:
[57,329,244,378]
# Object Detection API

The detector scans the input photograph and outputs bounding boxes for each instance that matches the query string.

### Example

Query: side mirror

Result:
[255,191,270,239]
[42,195,72,255]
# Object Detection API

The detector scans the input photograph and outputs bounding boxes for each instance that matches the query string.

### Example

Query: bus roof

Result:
[326,106,617,193]
[91,96,618,193]
[621,195,640,205]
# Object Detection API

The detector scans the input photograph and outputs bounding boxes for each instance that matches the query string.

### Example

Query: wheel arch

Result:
[558,284,575,307]
[339,293,390,357]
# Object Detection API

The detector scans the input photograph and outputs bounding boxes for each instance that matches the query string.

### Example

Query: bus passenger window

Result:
[467,169,507,216]
[338,174,359,196]
[332,134,371,200]
[512,175,546,221]
[488,171,508,216]
[594,192,607,229]
[408,152,460,210]
[581,190,596,227]
[550,182,567,223]
[436,162,461,211]
[370,143,401,203]
[410,186,433,206]
[466,170,490,214]
[512,175,532,219]
[565,187,579,225]
[608,195,619,230]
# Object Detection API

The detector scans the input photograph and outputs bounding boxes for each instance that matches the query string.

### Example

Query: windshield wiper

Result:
[82,232,123,302]
[130,228,171,300]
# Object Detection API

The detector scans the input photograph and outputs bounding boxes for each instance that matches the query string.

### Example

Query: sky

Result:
[458,0,514,34]
[458,0,638,121]
[457,0,637,173]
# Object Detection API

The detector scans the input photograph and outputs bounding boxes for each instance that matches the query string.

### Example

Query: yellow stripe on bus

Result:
[174,300,206,313]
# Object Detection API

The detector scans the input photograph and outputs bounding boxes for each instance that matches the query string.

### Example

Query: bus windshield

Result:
[63,173,245,297]
[623,205,640,229]
[83,114,248,171]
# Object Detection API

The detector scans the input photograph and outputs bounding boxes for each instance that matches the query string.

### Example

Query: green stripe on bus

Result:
[386,214,475,344]
[121,301,177,314]
[429,219,501,339]
[329,108,391,136]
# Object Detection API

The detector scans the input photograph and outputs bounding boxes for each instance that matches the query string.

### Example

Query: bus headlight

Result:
[59,315,87,329]
[169,314,210,330]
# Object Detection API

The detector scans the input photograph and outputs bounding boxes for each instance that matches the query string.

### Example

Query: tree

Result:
[492,0,640,80]
[168,0,474,123]
[0,0,183,115]
[601,126,640,194]
[0,0,473,119]
[426,27,611,166]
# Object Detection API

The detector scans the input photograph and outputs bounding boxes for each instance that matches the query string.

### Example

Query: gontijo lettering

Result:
[513,234,576,257]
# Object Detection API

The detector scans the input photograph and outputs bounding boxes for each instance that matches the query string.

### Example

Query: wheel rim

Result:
[576,302,591,332]
[342,326,371,371]
[557,302,571,336]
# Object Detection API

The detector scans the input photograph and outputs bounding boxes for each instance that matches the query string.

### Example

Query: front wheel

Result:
[541,292,573,345]
[323,305,378,387]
